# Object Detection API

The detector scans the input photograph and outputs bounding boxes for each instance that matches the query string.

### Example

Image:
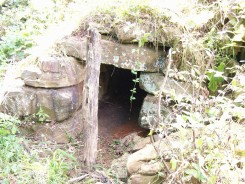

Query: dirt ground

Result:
[97,96,146,166]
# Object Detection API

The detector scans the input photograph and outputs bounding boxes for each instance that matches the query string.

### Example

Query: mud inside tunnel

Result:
[98,64,147,140]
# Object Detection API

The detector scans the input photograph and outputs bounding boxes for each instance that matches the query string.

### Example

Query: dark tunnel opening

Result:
[98,64,147,139]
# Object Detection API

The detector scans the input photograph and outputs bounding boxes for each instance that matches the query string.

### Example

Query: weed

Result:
[0,113,77,183]
[130,69,139,112]
[48,149,77,183]
[206,62,226,93]
[0,33,33,64]
[35,107,49,123]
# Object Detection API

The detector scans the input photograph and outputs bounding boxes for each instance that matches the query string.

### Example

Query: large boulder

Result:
[0,79,37,117]
[121,132,151,152]
[139,72,194,99]
[21,56,85,88]
[114,22,181,46]
[128,174,161,184]
[138,95,173,129]
[58,36,87,61]
[114,22,154,43]
[57,36,165,72]
[0,79,83,122]
[127,142,162,175]
[126,140,168,184]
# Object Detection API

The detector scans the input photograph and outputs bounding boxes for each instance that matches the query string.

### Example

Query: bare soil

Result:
[97,97,145,166]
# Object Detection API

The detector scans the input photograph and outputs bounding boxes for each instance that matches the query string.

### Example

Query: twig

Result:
[194,50,213,112]
[149,135,171,175]
[21,141,31,154]
[168,161,187,184]
[68,174,89,183]
[192,129,196,149]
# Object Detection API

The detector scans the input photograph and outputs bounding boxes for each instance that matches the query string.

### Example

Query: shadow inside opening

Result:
[98,64,147,139]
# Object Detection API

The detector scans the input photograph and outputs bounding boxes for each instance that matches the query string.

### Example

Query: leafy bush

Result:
[0,33,33,63]
[0,0,81,65]
[206,62,226,93]
[151,62,245,183]
[0,0,28,8]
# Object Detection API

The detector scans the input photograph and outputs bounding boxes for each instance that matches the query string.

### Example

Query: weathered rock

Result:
[127,143,160,175]
[101,40,165,72]
[128,174,161,184]
[139,161,163,175]
[139,94,173,129]
[132,137,151,151]
[58,36,165,72]
[121,132,151,152]
[126,130,192,183]
[0,79,37,117]
[20,108,83,143]
[111,153,129,182]
[114,22,155,43]
[120,133,139,148]
[139,72,194,98]
[0,79,83,122]
[86,21,113,35]
[58,36,87,61]
[21,56,85,88]
[112,21,180,46]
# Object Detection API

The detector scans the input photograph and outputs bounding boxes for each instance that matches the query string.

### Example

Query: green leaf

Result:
[196,138,203,149]
[158,172,165,177]
[131,70,137,75]
[133,78,139,83]
[207,66,225,93]
[11,126,18,134]
[232,79,238,87]
[232,24,245,42]
[208,79,218,92]
[148,130,154,136]
[130,96,136,101]
[235,150,245,157]
[209,175,217,184]
[0,128,10,135]
[170,158,177,170]
[213,76,224,83]
[216,62,225,72]
[192,163,200,170]
[186,169,199,178]
[130,88,136,92]
[229,18,237,26]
